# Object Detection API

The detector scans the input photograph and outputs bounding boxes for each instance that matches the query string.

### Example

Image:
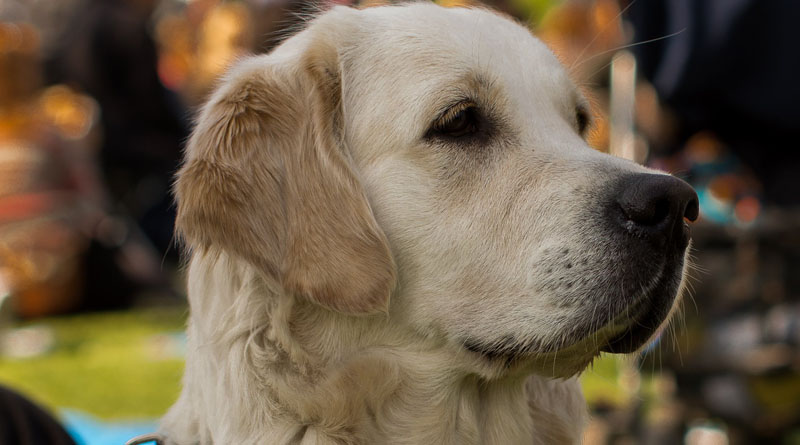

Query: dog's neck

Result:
[161,253,585,444]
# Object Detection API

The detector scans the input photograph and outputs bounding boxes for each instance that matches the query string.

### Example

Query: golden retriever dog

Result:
[160,3,698,444]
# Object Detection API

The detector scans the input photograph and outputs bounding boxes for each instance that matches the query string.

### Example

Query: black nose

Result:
[616,174,699,247]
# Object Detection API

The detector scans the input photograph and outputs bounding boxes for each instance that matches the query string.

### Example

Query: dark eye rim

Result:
[428,100,481,139]
[576,105,591,135]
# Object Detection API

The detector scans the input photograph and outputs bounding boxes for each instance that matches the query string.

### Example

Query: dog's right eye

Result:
[430,102,481,139]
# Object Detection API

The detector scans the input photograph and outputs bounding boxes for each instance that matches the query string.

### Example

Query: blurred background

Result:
[0,0,798,444]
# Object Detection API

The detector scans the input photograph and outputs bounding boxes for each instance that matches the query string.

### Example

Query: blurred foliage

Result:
[581,353,627,407]
[511,0,559,24]
[751,374,800,427]
[0,308,186,419]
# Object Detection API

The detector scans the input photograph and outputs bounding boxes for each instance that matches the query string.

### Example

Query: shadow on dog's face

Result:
[340,6,698,377]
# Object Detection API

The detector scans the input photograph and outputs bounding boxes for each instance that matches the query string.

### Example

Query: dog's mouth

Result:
[460,295,658,363]
[462,251,687,366]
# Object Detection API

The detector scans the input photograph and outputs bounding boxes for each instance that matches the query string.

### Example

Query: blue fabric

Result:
[61,410,158,445]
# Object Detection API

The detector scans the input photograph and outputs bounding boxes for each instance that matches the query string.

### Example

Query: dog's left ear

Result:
[174,11,396,315]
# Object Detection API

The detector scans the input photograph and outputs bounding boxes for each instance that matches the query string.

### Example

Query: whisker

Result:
[582,58,617,86]
[572,28,687,72]
[569,0,640,71]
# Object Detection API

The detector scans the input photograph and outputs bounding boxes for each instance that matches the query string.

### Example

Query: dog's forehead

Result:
[333,4,580,148]
[353,5,572,91]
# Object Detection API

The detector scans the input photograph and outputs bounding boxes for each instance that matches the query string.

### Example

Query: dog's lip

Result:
[598,268,677,354]
[598,298,656,353]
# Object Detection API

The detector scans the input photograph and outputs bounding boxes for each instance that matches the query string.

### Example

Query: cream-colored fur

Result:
[162,4,690,444]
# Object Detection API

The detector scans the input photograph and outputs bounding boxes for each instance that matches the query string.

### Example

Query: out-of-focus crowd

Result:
[1,0,799,444]
[0,0,311,318]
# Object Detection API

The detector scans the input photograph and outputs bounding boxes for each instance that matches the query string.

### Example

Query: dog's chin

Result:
[463,341,595,379]
[461,327,606,379]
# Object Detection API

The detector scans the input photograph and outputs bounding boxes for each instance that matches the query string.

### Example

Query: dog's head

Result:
[175,4,697,378]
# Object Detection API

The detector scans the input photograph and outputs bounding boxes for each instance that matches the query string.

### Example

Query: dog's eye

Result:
[432,102,480,138]
[576,106,590,135]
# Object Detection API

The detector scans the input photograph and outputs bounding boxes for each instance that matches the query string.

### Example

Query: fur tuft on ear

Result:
[174,31,395,315]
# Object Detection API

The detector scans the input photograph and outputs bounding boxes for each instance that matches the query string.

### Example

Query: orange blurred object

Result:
[39,86,98,141]
[536,0,628,154]
[155,1,254,104]
[537,0,625,76]
[734,196,760,224]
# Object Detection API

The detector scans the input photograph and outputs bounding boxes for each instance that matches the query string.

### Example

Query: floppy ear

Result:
[174,26,396,315]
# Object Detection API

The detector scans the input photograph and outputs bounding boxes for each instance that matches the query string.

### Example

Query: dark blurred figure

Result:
[0,385,75,445]
[625,0,800,206]
[623,2,800,444]
[47,0,188,256]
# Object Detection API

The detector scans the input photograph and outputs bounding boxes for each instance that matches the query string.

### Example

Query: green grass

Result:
[1,306,637,421]
[0,307,187,419]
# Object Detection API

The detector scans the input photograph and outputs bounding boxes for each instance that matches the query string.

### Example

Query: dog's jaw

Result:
[159,252,587,444]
